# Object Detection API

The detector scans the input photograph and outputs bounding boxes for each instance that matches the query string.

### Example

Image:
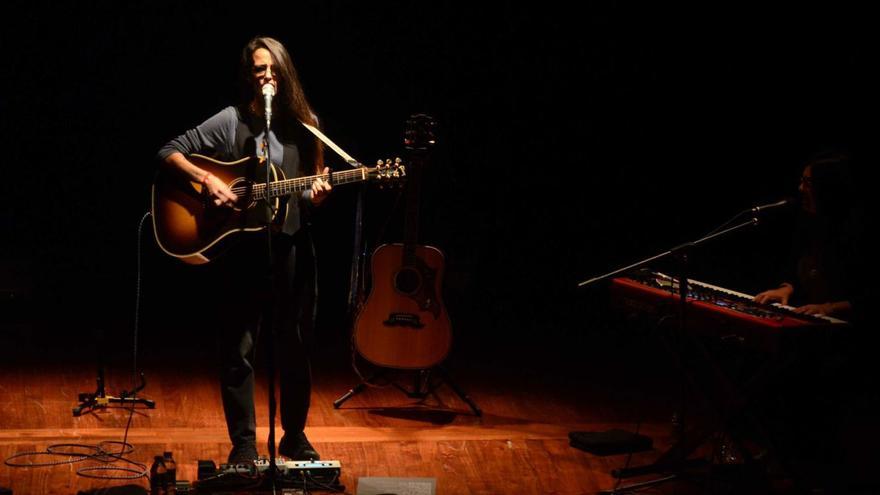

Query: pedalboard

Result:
[195,458,344,493]
[219,459,341,480]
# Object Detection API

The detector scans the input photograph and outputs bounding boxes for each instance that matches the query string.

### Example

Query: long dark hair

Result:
[240,36,324,173]
[792,152,863,300]
[806,152,857,219]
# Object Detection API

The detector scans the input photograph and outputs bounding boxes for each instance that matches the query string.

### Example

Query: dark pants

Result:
[210,232,316,449]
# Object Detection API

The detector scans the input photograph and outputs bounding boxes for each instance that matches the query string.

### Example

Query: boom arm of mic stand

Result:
[576,217,759,288]
[577,250,673,287]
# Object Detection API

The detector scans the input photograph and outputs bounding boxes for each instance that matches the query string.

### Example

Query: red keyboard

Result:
[610,271,847,352]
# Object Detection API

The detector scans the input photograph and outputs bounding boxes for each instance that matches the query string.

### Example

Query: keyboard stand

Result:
[610,306,824,493]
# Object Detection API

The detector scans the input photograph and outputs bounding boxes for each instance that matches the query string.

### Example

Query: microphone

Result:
[751,197,791,213]
[262,83,275,127]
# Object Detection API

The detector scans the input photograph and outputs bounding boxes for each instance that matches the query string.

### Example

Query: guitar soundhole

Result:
[228,178,248,211]
[394,268,422,295]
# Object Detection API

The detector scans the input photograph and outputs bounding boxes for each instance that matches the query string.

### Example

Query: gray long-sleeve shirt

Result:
[158,105,314,204]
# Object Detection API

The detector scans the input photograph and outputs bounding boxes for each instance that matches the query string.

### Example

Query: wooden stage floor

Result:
[1,319,876,494]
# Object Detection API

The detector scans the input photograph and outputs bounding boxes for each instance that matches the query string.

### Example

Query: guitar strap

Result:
[300,122,361,168]
[299,121,367,312]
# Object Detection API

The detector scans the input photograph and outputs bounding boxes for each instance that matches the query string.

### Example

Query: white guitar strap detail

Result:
[300,122,361,168]
[299,122,366,319]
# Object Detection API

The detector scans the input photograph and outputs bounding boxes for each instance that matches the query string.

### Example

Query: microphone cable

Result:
[3,212,154,480]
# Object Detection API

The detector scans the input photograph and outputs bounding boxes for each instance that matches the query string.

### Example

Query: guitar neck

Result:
[253,168,373,200]
[400,114,435,264]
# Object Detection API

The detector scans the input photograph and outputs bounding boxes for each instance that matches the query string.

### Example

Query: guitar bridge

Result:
[383,313,425,329]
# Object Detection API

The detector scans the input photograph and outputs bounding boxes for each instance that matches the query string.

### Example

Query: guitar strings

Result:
[227,169,380,197]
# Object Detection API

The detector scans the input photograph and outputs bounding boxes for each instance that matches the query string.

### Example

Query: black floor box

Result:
[568,429,653,456]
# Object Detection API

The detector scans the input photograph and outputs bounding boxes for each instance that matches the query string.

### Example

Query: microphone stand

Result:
[577,218,758,289]
[578,215,760,495]
[577,198,788,287]
[262,96,280,490]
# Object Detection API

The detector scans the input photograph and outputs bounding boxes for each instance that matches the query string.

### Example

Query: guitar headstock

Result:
[373,157,406,188]
[404,114,437,153]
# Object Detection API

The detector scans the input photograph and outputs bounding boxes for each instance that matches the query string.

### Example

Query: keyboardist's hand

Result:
[794,303,833,316]
[794,301,851,317]
[754,283,793,305]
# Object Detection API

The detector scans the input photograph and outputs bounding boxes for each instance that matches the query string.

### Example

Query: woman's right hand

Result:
[754,284,793,305]
[163,152,239,208]
[203,173,238,208]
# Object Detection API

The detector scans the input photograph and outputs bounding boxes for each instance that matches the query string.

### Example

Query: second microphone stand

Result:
[579,213,761,494]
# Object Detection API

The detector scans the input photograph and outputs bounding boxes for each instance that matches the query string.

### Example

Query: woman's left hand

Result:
[311,167,332,205]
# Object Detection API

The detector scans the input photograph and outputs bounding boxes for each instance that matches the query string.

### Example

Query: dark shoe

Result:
[228,443,259,464]
[278,431,320,460]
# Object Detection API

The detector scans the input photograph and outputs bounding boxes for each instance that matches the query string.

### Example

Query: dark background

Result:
[2,2,876,353]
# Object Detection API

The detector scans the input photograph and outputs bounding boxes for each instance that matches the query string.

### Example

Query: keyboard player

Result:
[752,153,862,322]
[748,152,868,491]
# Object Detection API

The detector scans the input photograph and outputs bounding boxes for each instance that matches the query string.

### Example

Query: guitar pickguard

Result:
[394,255,441,318]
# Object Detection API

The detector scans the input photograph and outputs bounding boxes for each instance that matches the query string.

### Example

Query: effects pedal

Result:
[197,457,343,490]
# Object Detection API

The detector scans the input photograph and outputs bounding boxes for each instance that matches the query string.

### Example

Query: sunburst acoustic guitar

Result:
[152,154,403,264]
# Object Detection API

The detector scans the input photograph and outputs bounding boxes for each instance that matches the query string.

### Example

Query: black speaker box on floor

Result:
[76,485,147,495]
[568,429,653,455]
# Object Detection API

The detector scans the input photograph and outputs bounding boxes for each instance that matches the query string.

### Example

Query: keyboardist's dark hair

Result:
[804,151,856,218]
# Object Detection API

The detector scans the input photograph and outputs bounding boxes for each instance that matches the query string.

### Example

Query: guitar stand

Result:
[73,368,155,417]
[334,366,482,417]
